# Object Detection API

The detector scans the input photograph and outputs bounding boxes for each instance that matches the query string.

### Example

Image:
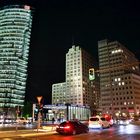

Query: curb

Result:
[18,131,57,138]
[0,129,57,138]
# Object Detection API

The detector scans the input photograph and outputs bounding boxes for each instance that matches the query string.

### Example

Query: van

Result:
[88,116,110,129]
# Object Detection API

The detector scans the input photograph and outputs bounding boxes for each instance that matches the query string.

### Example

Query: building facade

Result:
[52,45,99,112]
[65,45,95,108]
[98,39,140,118]
[0,5,33,117]
[52,82,66,105]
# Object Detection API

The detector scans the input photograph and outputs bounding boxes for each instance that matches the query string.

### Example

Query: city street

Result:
[0,1,140,140]
[1,123,140,140]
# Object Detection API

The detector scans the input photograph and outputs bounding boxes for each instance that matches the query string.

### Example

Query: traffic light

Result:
[89,68,95,80]
[34,105,39,121]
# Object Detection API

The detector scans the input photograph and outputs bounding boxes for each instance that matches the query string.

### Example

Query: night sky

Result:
[1,0,140,104]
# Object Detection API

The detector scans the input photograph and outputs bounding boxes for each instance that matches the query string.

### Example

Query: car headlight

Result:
[126,120,129,124]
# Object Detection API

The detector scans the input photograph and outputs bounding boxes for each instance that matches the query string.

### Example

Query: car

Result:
[4,118,16,124]
[117,118,130,125]
[88,116,110,129]
[16,117,29,125]
[102,114,114,126]
[1,118,16,124]
[56,120,89,135]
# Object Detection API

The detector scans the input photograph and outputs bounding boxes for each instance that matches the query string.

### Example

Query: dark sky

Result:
[1,0,140,104]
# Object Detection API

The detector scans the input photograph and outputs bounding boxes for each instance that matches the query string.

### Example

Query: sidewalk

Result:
[0,125,57,138]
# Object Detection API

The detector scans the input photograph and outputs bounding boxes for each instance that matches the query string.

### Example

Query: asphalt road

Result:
[1,123,140,140]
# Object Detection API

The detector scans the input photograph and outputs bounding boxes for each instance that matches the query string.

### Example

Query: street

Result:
[1,123,140,140]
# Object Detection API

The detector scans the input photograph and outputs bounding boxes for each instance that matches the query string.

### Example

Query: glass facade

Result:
[43,104,91,122]
[0,5,33,112]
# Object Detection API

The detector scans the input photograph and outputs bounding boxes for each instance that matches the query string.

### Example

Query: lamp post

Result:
[36,96,42,132]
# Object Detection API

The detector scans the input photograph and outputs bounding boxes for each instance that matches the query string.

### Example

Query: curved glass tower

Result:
[0,5,33,117]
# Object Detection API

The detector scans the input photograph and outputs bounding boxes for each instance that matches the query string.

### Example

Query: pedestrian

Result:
[52,117,55,124]
[58,118,61,123]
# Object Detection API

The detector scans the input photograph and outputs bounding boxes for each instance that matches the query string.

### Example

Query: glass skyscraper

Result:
[0,5,33,117]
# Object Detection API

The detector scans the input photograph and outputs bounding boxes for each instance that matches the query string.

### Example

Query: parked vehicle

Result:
[88,116,110,129]
[16,117,29,124]
[56,120,89,135]
[1,118,16,124]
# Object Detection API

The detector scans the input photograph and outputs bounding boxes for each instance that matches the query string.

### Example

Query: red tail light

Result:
[64,125,71,129]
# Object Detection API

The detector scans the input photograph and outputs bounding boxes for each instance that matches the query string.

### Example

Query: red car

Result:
[56,120,89,135]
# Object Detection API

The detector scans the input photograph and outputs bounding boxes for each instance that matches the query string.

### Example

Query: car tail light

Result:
[64,125,71,130]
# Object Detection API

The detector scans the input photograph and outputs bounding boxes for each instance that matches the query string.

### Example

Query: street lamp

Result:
[36,96,42,131]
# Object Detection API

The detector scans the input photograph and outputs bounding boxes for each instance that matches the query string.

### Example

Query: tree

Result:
[22,101,32,118]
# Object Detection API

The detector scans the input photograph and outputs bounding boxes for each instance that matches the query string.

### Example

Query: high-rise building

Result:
[52,82,66,105]
[65,45,95,108]
[52,45,99,111]
[98,39,140,118]
[0,5,33,117]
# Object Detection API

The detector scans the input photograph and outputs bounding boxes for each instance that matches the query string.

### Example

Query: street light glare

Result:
[37,96,43,104]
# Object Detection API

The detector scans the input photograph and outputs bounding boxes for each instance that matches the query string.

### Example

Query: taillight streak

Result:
[58,125,71,129]
[64,125,71,129]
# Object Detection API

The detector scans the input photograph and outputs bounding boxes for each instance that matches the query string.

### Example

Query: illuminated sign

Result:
[44,105,67,109]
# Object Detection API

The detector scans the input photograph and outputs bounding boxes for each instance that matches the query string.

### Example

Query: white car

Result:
[16,117,29,124]
[88,116,110,129]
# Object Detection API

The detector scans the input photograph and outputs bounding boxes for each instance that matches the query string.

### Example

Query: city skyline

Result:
[1,0,140,104]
